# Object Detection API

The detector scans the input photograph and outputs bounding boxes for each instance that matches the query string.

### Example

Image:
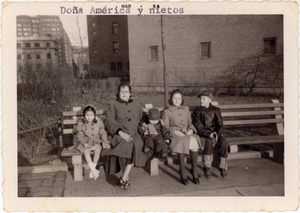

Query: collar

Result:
[82,116,98,124]
[117,98,134,104]
[169,105,185,112]
[200,103,212,109]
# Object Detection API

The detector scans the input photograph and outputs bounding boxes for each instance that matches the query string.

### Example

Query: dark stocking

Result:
[177,153,186,180]
[190,151,199,178]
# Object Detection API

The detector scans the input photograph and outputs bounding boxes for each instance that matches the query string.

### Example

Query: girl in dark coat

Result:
[162,89,203,185]
[102,83,148,190]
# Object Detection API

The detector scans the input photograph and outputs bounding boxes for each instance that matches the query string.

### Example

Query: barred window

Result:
[113,42,119,53]
[112,23,118,34]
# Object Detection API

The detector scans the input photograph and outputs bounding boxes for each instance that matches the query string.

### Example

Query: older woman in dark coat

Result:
[102,83,148,190]
[162,89,204,185]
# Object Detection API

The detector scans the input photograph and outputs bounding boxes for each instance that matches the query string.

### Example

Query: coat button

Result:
[92,134,94,136]
[128,118,131,121]
[128,110,131,113]
[181,120,183,122]
[179,113,181,116]
[91,128,94,130]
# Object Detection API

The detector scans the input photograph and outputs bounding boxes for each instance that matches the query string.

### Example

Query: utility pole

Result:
[161,15,168,107]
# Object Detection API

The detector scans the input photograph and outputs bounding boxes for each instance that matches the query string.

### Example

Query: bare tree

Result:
[68,16,89,79]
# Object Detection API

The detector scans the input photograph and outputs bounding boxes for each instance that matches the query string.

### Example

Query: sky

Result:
[59,15,89,47]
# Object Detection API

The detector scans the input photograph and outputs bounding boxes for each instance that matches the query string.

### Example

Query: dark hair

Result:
[83,106,97,123]
[168,89,184,106]
[116,82,132,99]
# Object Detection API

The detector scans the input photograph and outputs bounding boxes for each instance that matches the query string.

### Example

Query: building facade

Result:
[87,15,129,78]
[127,15,283,92]
[17,15,73,67]
[17,36,59,83]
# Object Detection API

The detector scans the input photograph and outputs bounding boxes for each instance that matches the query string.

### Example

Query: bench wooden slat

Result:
[63,109,106,117]
[224,118,284,125]
[189,103,283,111]
[63,119,78,125]
[61,148,82,157]
[222,110,284,117]
[227,135,284,145]
[63,129,75,134]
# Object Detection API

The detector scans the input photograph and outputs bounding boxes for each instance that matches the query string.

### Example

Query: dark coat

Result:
[102,98,148,173]
[192,104,224,138]
[138,117,170,141]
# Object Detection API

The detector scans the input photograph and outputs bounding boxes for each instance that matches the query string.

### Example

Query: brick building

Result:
[128,15,283,92]
[17,36,59,83]
[87,15,129,78]
[17,15,73,67]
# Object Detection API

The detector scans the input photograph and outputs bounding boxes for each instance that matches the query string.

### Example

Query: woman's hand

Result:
[174,130,185,137]
[119,131,133,142]
[185,129,194,136]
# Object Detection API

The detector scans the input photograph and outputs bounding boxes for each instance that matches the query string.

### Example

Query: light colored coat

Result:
[162,105,203,154]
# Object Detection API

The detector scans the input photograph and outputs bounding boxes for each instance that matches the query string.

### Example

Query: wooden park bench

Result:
[58,100,284,180]
[146,99,284,176]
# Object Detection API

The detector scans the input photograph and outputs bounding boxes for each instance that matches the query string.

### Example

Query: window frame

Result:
[200,42,211,59]
[149,46,158,61]
[112,23,118,35]
[263,37,277,55]
[113,42,119,53]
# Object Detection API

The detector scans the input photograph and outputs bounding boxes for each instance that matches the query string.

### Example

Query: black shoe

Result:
[204,167,212,179]
[190,169,200,184]
[190,168,201,178]
[219,169,227,178]
[116,177,126,189]
[181,178,189,186]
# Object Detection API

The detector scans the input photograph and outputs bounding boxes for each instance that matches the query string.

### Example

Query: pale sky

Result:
[59,15,89,47]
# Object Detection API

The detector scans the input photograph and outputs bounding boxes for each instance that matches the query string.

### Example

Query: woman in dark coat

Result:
[102,83,148,190]
[162,89,204,185]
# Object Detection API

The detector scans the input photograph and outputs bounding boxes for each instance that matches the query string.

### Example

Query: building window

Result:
[117,62,122,71]
[93,40,96,46]
[17,54,21,60]
[264,37,276,54]
[111,62,116,71]
[93,31,97,36]
[47,34,52,38]
[46,43,50,47]
[113,42,119,53]
[112,23,118,34]
[200,42,211,58]
[34,43,40,48]
[18,32,22,36]
[93,50,97,54]
[25,43,31,47]
[149,46,158,61]
[92,23,96,27]
[17,23,21,27]
[36,54,40,59]
[24,32,29,36]
[27,54,31,59]
[94,59,98,64]
[17,43,21,48]
[17,28,22,32]
[47,53,51,59]
[23,28,28,31]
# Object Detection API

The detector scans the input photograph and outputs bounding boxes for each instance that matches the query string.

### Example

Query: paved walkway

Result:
[64,158,284,197]
[18,171,67,197]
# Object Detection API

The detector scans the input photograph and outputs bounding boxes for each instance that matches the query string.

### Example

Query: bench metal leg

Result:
[72,155,83,181]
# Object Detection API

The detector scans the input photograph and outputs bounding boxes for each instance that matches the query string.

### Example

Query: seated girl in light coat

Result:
[77,104,110,180]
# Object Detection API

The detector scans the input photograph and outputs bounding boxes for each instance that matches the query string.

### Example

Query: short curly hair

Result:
[116,82,132,99]
[168,89,184,106]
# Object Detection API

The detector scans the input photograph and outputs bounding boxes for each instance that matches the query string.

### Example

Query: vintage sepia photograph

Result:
[17,13,284,197]
[2,1,298,212]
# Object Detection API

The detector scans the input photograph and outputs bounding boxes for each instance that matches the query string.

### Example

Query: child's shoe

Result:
[143,146,154,157]
[89,170,94,178]
[159,153,168,162]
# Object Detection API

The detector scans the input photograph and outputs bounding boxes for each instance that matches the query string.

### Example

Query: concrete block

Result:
[31,172,56,180]
[18,173,32,181]
[18,179,42,188]
[27,191,51,197]
[42,177,55,187]
[18,188,29,197]
[29,186,53,193]
[55,171,67,179]
[54,178,65,187]
[52,186,64,197]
